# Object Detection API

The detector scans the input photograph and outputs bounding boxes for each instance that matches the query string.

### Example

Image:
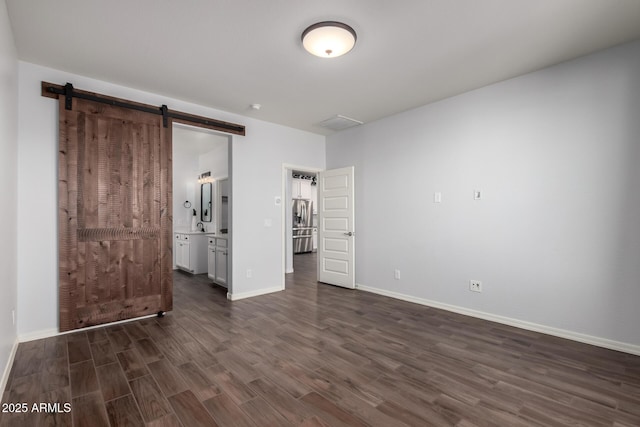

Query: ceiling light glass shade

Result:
[301,21,357,58]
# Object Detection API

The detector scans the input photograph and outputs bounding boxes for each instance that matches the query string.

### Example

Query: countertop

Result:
[174,229,229,239]
[174,229,216,236]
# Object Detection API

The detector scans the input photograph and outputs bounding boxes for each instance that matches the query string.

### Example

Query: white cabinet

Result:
[292,179,300,198]
[208,236,228,288]
[216,246,227,286]
[300,179,312,199]
[176,239,190,270]
[292,179,312,199]
[311,184,318,214]
[207,242,216,281]
[175,233,208,274]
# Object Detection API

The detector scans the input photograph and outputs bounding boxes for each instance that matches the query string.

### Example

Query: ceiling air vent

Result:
[318,114,363,131]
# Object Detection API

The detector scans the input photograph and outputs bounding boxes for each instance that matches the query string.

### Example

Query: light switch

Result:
[434,192,442,203]
[474,190,482,200]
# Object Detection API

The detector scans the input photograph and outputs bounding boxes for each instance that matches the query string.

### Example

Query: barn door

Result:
[58,96,172,331]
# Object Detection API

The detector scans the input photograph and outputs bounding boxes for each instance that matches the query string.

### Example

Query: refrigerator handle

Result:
[301,202,307,225]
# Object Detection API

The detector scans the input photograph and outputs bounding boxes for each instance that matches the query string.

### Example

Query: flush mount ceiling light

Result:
[301,21,357,58]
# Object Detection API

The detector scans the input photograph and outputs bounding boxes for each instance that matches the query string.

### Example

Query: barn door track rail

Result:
[41,81,246,136]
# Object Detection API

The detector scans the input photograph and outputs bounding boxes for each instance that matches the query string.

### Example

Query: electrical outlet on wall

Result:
[469,280,482,292]
[394,269,401,280]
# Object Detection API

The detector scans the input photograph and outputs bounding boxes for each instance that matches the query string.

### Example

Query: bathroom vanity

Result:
[174,231,211,274]
[207,236,228,287]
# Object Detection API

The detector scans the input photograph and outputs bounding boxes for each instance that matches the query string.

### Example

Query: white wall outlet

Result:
[394,269,401,280]
[469,280,482,292]
[434,192,442,203]
[246,269,252,278]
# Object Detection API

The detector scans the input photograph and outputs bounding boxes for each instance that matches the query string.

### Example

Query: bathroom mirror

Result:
[201,182,212,222]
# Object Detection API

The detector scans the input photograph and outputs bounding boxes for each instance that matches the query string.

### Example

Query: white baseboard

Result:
[17,314,158,343]
[1,338,19,393]
[227,285,284,301]
[356,283,640,356]
[18,328,59,343]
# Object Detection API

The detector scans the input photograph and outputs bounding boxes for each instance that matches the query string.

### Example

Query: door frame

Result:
[281,163,322,288]
[172,122,234,296]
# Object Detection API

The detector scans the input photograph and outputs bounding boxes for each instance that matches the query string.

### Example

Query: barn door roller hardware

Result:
[64,82,73,110]
[41,81,246,136]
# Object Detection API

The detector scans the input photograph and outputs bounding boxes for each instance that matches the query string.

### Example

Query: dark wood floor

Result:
[2,252,640,426]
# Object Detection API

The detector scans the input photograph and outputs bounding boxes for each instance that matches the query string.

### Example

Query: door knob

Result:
[343,232,355,236]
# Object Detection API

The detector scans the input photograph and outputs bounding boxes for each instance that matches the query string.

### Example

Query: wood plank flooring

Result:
[2,252,640,426]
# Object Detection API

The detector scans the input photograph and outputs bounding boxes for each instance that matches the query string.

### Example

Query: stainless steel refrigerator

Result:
[292,199,313,253]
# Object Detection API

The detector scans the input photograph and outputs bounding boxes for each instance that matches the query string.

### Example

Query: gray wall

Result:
[0,0,18,388]
[327,40,640,349]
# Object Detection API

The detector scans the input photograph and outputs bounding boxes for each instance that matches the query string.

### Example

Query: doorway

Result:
[173,123,232,294]
[282,165,357,290]
[283,165,320,285]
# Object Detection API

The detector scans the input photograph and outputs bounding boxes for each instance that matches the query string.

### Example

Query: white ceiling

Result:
[7,0,640,135]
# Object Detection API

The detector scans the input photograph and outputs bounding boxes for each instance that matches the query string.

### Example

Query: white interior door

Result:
[317,166,355,288]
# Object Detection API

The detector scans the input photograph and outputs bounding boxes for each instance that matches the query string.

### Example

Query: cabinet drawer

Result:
[215,238,227,248]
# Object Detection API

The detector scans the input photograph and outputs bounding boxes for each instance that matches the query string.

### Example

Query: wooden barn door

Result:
[58,96,172,331]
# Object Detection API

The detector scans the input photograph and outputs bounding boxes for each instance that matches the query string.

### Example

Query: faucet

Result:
[196,222,204,232]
